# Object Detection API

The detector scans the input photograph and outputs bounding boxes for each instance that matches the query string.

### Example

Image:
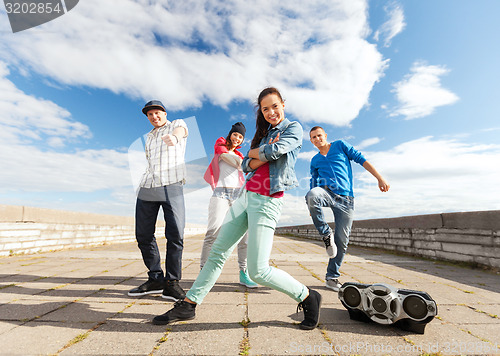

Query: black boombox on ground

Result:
[338,282,438,334]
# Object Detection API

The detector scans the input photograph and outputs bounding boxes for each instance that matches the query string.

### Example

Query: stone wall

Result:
[0,205,205,256]
[276,210,500,269]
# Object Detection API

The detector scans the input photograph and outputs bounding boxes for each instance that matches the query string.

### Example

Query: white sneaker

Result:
[325,279,341,292]
[322,233,337,258]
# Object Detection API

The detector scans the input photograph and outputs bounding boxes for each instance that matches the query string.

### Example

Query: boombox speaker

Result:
[338,282,437,334]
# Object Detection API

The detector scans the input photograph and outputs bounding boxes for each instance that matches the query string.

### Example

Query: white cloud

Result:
[373,2,406,47]
[0,59,219,218]
[0,144,131,192]
[0,62,91,147]
[480,127,500,133]
[184,186,212,225]
[0,0,387,126]
[356,137,381,150]
[390,61,459,119]
[353,136,500,219]
[0,61,134,210]
[279,193,311,226]
[229,114,248,123]
[208,135,500,225]
[298,150,317,161]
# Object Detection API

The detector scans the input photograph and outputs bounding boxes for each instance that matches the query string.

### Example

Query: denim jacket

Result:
[242,118,303,195]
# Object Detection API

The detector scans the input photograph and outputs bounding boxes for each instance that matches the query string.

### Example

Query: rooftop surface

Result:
[1,233,499,355]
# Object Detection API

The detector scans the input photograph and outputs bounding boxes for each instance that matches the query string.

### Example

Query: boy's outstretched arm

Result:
[362,161,390,192]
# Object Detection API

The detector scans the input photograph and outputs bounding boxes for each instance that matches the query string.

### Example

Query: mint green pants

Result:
[186,190,308,304]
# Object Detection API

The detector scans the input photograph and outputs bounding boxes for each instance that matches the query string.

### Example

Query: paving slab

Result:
[322,322,412,356]
[0,233,499,355]
[404,322,496,356]
[250,323,330,355]
[159,304,245,355]
[59,304,169,355]
[438,304,500,325]
[0,320,21,334]
[0,321,89,355]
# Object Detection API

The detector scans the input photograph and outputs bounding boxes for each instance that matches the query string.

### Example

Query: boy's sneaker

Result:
[127,279,164,296]
[325,278,342,292]
[161,280,186,301]
[152,300,196,325]
[322,233,337,258]
[239,270,258,288]
[297,288,322,330]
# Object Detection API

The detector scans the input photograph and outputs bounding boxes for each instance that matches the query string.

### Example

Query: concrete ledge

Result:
[0,205,206,257]
[442,210,500,230]
[353,213,444,229]
[0,204,135,225]
[0,205,23,222]
[276,210,500,270]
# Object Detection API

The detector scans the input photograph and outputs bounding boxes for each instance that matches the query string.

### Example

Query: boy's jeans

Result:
[305,187,354,279]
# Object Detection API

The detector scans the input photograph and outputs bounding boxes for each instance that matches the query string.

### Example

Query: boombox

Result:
[338,282,437,334]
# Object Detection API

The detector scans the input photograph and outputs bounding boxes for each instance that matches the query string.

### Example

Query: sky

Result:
[1,0,499,226]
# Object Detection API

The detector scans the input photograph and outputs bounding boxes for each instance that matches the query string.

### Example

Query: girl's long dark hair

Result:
[224,132,234,150]
[251,87,284,148]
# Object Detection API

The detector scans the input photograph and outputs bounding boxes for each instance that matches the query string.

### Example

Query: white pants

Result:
[200,195,248,271]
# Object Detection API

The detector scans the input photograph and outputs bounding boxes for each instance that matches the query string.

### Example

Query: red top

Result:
[203,137,245,189]
[245,162,284,198]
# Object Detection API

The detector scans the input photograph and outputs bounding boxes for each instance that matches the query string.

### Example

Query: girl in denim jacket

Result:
[153,87,322,330]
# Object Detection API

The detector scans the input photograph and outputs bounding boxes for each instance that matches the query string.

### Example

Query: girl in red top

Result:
[201,123,257,288]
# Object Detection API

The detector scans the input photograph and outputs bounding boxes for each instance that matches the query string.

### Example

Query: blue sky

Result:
[1,0,499,226]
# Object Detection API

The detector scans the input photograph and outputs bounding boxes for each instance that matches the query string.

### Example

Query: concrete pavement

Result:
[0,233,499,355]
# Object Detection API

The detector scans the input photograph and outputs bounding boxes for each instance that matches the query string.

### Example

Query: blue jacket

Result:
[310,140,366,197]
[242,118,303,195]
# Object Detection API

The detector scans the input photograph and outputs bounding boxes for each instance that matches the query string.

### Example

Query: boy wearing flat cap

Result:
[128,100,189,301]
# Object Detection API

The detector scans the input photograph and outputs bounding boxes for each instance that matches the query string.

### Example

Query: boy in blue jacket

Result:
[306,126,390,291]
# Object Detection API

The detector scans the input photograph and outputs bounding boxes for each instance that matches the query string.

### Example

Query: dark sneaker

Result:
[322,233,337,258]
[161,280,186,301]
[325,278,342,292]
[128,279,164,297]
[153,300,196,325]
[297,288,322,330]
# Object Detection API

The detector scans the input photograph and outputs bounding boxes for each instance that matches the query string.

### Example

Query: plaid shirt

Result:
[139,119,188,188]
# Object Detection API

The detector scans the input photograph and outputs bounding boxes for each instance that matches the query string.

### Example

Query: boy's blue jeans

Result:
[187,190,308,304]
[305,187,354,279]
